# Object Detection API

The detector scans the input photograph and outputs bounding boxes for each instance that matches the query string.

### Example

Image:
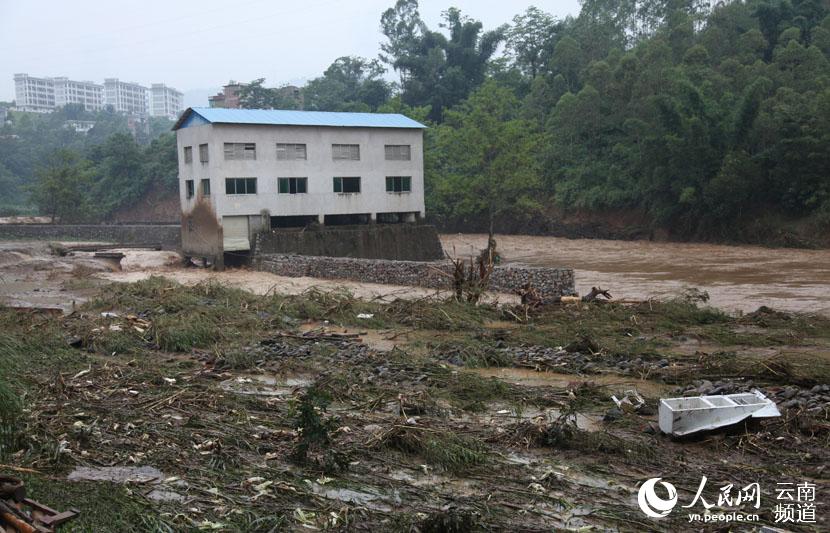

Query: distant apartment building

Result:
[64,120,96,134]
[208,81,245,108]
[104,78,148,116]
[149,83,184,120]
[54,77,104,111]
[13,73,55,112]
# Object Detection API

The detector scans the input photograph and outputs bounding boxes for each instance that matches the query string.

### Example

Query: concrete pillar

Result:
[317,214,325,225]
[369,213,377,224]
[405,212,416,223]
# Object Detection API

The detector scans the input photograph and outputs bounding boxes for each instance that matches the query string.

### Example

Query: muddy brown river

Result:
[441,234,830,315]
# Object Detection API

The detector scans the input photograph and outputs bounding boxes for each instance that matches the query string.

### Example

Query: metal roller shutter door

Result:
[222,216,250,251]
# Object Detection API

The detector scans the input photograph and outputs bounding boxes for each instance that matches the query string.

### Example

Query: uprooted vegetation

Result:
[0,277,828,531]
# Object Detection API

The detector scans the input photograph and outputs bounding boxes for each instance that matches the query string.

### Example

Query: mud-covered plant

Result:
[379,425,487,473]
[290,387,344,470]
[0,339,22,459]
[0,379,20,460]
[419,508,481,532]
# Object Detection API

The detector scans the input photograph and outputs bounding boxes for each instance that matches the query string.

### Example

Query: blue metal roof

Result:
[173,107,426,130]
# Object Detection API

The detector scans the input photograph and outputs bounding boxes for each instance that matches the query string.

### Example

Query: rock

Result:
[638,404,656,416]
[780,399,801,410]
[779,388,797,400]
[603,408,623,422]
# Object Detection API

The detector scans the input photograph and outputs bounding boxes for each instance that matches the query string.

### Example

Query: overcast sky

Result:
[0,0,581,105]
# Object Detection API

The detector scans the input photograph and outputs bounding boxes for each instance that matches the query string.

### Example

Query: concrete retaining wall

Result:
[256,224,445,261]
[257,254,575,299]
[0,224,181,249]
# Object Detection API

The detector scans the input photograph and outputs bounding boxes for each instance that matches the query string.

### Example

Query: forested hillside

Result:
[0,105,176,221]
[2,0,829,245]
[415,0,830,243]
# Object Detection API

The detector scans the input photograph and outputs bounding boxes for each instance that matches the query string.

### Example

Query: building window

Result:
[385,145,411,161]
[224,142,256,160]
[386,176,411,193]
[199,143,209,163]
[184,146,192,163]
[276,143,307,160]
[225,177,257,195]
[185,179,195,199]
[201,179,211,196]
[332,144,360,161]
[278,177,308,194]
[333,177,360,193]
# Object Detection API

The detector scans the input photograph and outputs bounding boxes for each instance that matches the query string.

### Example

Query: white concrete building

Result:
[64,120,96,133]
[150,83,183,120]
[173,107,426,254]
[54,77,104,111]
[104,78,148,116]
[13,73,55,112]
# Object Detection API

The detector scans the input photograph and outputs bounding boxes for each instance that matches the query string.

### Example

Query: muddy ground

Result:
[0,242,828,531]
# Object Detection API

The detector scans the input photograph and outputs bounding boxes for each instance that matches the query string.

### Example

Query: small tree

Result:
[429,80,543,232]
[30,149,92,223]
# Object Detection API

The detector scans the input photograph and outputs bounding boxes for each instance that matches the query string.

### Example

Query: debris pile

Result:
[443,343,671,375]
[0,477,78,532]
[676,380,830,414]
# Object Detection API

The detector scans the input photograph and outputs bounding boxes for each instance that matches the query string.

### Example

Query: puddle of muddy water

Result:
[67,465,189,503]
[68,465,164,483]
[219,374,313,397]
[474,402,600,431]
[299,321,401,351]
[468,367,671,398]
[309,483,400,512]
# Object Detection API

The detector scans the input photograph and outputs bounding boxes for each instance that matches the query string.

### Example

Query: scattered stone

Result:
[147,488,186,503]
[603,408,623,422]
[675,380,830,415]
[68,465,164,484]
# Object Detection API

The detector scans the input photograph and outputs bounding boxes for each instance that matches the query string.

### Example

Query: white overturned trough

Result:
[659,391,780,436]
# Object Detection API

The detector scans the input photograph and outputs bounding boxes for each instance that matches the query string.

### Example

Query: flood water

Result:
[441,234,830,315]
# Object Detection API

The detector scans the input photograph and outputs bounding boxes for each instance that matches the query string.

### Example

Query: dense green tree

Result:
[303,56,392,111]
[506,7,562,78]
[29,150,92,223]
[238,79,302,110]
[380,0,505,120]
[87,133,150,216]
[427,81,542,231]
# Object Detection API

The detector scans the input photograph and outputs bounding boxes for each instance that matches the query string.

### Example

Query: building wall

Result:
[54,78,104,111]
[104,79,148,116]
[150,84,184,120]
[256,224,445,261]
[14,74,55,112]
[175,123,425,222]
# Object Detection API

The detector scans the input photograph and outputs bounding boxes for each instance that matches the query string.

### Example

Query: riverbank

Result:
[436,207,830,250]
